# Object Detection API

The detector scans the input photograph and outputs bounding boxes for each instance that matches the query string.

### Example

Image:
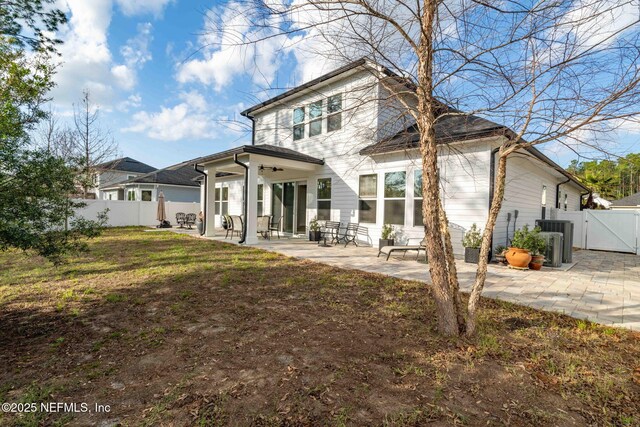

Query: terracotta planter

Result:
[529,255,545,270]
[505,247,531,269]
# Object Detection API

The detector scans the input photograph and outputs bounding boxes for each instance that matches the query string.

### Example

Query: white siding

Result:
[493,151,583,250]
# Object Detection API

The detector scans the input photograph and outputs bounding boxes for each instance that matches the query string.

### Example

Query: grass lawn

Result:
[0,228,638,426]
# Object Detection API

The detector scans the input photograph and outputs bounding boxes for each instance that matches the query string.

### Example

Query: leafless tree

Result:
[34,109,77,161]
[199,0,640,336]
[73,89,118,198]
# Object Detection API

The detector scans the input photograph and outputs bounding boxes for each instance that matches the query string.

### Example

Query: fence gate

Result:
[584,210,639,254]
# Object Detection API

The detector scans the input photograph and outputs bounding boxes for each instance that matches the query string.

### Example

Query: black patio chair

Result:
[185,213,197,229]
[342,223,369,247]
[176,212,186,228]
[318,221,341,246]
[269,216,283,239]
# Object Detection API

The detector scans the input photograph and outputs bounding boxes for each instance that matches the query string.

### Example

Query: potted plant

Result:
[379,224,395,250]
[308,216,321,241]
[462,223,483,263]
[523,226,546,270]
[494,245,507,264]
[506,225,533,269]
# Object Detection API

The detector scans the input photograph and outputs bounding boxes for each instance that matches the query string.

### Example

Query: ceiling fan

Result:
[259,165,284,172]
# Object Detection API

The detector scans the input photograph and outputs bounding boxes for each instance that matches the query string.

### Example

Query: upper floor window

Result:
[327,94,342,132]
[292,93,342,141]
[293,107,305,141]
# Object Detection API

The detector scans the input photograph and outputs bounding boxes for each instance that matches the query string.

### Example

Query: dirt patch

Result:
[0,228,638,426]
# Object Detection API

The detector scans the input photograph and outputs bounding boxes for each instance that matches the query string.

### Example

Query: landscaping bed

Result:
[0,228,638,426]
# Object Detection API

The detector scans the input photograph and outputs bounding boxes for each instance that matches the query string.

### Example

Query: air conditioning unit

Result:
[535,219,574,263]
[539,231,563,267]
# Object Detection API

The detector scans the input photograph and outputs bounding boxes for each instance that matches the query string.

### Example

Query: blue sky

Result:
[47,0,640,169]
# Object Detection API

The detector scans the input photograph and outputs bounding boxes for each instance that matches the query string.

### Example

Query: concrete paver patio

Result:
[168,228,640,331]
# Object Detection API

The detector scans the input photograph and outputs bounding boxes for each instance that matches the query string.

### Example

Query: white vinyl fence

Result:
[73,199,200,227]
[557,209,640,254]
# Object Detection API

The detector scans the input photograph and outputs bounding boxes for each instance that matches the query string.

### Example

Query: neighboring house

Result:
[610,192,640,209]
[189,58,588,252]
[94,157,157,200]
[100,163,201,203]
[592,193,613,209]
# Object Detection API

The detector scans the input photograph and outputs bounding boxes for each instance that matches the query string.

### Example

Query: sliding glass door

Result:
[271,181,307,235]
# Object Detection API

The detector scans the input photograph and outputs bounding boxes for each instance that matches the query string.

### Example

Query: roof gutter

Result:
[233,153,249,244]
[193,164,207,236]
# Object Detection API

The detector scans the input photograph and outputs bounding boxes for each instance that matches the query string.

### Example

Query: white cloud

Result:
[50,2,158,109]
[115,0,174,17]
[117,93,143,112]
[176,3,287,91]
[122,91,218,141]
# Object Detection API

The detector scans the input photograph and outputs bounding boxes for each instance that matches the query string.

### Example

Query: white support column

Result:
[205,167,217,237]
[244,159,259,244]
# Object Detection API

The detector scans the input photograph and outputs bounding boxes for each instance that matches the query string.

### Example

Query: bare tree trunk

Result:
[466,152,508,336]
[416,0,459,336]
[438,200,465,332]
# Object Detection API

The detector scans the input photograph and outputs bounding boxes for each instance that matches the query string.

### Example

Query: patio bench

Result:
[378,237,428,261]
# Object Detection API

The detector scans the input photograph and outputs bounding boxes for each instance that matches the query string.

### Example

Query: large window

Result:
[257,184,264,216]
[359,174,377,223]
[317,178,332,220]
[215,186,229,215]
[384,172,406,225]
[141,190,152,201]
[291,93,342,141]
[413,170,424,226]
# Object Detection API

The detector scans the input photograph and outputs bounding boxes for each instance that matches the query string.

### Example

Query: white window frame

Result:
[358,174,377,224]
[317,177,332,221]
[413,170,424,227]
[127,189,136,201]
[291,93,342,141]
[384,171,407,225]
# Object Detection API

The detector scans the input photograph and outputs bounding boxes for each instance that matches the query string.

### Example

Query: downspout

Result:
[233,153,249,244]
[555,178,571,209]
[194,164,207,236]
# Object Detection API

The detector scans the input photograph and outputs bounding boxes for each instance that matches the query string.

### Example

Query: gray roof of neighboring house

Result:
[611,192,640,206]
[101,164,201,189]
[96,157,157,174]
[189,144,325,166]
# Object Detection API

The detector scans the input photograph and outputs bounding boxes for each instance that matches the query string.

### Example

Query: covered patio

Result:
[191,145,325,244]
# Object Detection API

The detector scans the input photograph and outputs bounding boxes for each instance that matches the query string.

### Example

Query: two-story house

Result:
[94,157,157,200]
[189,58,587,252]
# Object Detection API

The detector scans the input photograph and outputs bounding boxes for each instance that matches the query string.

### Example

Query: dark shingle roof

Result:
[611,192,640,206]
[241,58,369,116]
[103,164,201,188]
[189,144,324,166]
[96,157,157,174]
[359,114,507,155]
